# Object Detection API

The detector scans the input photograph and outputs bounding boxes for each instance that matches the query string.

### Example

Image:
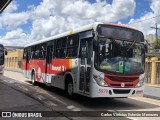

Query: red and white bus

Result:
[22,22,145,98]
[0,44,6,75]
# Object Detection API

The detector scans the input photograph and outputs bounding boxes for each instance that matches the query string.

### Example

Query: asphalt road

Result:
[0,71,160,120]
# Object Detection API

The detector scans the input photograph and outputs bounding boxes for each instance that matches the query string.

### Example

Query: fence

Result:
[145,61,151,83]
[156,62,160,84]
[145,57,160,84]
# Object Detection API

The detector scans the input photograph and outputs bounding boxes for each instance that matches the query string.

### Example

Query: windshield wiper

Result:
[127,40,136,52]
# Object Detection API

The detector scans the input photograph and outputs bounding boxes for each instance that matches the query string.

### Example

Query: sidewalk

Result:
[0,80,50,111]
[4,68,22,73]
[0,74,70,120]
[144,84,160,100]
[3,68,160,100]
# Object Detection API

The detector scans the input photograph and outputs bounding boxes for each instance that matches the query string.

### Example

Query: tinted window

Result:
[56,37,67,58]
[40,43,46,59]
[66,34,79,58]
[67,34,79,47]
[31,46,35,59]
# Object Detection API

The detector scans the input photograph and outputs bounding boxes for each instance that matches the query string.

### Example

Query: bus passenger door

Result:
[45,45,53,84]
[79,38,92,94]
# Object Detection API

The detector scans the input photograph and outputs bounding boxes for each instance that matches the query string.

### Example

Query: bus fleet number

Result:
[98,89,108,94]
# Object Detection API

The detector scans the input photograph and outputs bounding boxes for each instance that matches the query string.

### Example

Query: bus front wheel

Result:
[66,80,74,97]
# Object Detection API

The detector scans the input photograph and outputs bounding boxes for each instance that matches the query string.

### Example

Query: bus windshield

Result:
[94,38,145,75]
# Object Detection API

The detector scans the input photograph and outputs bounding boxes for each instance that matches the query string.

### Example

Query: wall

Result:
[145,57,160,85]
[5,49,23,68]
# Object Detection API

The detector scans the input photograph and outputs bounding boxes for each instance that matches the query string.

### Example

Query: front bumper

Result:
[90,82,144,98]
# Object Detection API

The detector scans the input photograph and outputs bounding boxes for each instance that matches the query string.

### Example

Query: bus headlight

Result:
[93,75,108,87]
[136,78,144,87]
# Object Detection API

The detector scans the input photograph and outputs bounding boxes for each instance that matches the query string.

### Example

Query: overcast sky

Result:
[0,0,160,46]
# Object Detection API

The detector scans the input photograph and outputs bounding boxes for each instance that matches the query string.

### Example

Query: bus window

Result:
[66,34,79,58]
[28,47,31,60]
[67,34,79,47]
[55,37,67,58]
[41,46,46,58]
[40,43,46,59]
[32,45,44,59]
[31,46,35,59]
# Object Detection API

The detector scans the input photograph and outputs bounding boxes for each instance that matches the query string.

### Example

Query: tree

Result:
[152,39,160,49]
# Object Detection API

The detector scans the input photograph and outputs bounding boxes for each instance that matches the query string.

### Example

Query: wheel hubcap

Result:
[68,83,73,95]
[32,75,35,84]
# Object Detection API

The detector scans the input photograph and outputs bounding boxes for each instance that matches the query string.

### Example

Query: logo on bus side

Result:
[52,65,66,72]
[121,83,125,87]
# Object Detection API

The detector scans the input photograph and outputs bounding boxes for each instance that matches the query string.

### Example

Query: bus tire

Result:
[66,79,75,98]
[31,72,36,85]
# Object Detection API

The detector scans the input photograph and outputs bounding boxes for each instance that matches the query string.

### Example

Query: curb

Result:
[143,94,160,100]
[144,84,160,88]
[143,85,160,100]
[4,68,22,73]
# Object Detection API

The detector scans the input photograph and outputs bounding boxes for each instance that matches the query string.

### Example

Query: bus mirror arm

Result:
[93,39,97,50]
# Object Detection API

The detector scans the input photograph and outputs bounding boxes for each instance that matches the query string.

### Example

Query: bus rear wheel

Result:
[31,73,36,85]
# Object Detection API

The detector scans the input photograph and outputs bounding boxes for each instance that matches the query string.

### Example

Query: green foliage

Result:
[152,39,160,49]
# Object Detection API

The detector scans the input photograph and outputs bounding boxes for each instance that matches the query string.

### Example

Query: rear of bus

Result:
[0,44,5,75]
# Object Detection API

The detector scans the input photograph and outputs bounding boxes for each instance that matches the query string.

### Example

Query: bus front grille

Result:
[107,76,138,82]
[113,89,131,94]
[104,74,139,88]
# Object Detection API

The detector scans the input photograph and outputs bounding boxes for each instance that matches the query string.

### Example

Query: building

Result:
[5,49,23,68]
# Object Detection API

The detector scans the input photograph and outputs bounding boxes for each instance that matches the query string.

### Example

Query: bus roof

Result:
[25,22,98,47]
[24,22,140,48]
[103,22,139,31]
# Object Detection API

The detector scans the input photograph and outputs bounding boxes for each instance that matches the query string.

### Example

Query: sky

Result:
[0,0,160,46]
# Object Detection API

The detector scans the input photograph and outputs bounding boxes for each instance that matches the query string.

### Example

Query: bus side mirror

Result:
[93,39,97,51]
[5,50,8,55]
[144,44,148,53]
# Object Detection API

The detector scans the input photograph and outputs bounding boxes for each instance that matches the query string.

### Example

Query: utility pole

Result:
[151,23,160,48]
